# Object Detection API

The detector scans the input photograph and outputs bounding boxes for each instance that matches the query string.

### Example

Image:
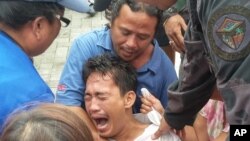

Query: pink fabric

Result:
[199,99,229,140]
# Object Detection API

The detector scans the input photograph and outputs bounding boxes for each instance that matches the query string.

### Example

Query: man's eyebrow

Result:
[96,91,110,95]
[120,26,150,37]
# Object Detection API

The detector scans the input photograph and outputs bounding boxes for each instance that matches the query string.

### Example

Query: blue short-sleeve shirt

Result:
[0,31,54,126]
[56,27,177,113]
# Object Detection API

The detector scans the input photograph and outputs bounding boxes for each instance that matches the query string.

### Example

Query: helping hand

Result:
[164,14,187,53]
[151,117,172,140]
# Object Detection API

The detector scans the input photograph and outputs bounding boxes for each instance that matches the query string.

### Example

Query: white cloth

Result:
[109,88,181,141]
[136,124,180,141]
[140,88,162,125]
[109,123,180,141]
[134,113,181,141]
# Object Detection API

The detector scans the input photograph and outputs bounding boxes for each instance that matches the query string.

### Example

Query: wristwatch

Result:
[162,7,179,25]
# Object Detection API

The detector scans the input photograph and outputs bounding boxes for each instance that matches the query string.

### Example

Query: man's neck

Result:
[1,25,31,56]
[130,44,154,69]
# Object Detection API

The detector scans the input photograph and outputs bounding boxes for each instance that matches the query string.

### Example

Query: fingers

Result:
[170,29,182,45]
[140,103,152,114]
[141,96,153,106]
[180,17,188,31]
[175,129,185,139]
[169,40,184,53]
[172,128,186,141]
[164,14,187,53]
[176,34,185,53]
[151,118,171,140]
[141,93,156,105]
[168,27,185,53]
[141,95,164,114]
[152,128,163,140]
[140,97,153,114]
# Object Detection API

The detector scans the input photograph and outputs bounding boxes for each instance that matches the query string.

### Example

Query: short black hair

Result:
[0,1,64,29]
[105,0,162,30]
[83,53,137,95]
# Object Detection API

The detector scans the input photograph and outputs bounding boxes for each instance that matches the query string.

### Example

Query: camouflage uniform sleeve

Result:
[164,22,216,130]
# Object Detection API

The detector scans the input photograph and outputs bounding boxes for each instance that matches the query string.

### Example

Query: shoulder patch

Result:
[57,84,67,93]
[207,6,250,61]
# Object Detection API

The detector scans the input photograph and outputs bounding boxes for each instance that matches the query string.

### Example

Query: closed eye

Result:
[138,34,149,40]
[121,29,130,36]
[84,93,92,101]
[96,93,109,100]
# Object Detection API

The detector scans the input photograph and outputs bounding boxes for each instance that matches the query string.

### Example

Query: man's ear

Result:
[124,91,136,108]
[31,17,46,40]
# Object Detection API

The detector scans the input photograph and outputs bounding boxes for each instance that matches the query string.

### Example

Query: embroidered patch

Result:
[57,84,67,93]
[207,6,250,61]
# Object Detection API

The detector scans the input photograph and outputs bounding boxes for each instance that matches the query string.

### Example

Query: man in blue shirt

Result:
[0,0,90,128]
[56,0,177,129]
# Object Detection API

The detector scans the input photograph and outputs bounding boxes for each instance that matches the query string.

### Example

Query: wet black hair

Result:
[83,53,137,95]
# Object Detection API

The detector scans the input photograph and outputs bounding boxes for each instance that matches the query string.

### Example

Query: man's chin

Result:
[120,54,134,62]
[99,131,113,139]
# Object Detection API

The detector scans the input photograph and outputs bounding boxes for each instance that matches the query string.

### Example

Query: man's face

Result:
[31,12,62,57]
[41,16,61,51]
[84,72,129,138]
[110,4,158,62]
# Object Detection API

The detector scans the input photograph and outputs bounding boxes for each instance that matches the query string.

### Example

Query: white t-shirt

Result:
[109,124,180,141]
[109,113,181,141]
[134,124,180,141]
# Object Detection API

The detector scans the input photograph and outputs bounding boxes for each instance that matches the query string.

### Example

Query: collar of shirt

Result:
[137,39,162,75]
[95,26,114,52]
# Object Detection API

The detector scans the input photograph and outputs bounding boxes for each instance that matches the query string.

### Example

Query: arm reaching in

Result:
[140,89,193,140]
[151,117,172,139]
[140,89,176,140]
[164,14,187,53]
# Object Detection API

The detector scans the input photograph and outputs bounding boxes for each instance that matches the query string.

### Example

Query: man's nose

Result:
[126,35,137,48]
[88,98,100,112]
